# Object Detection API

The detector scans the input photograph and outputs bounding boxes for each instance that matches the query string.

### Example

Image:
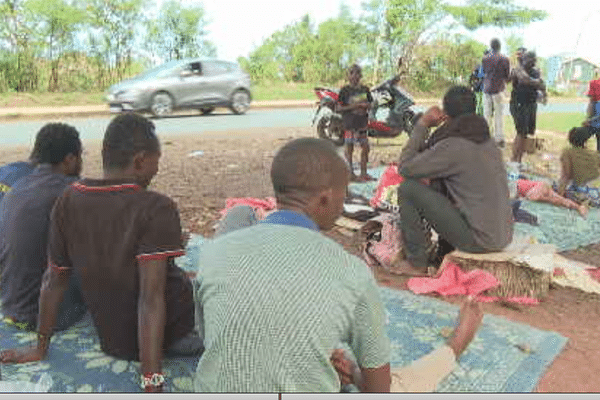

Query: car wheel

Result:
[200,107,215,115]
[229,90,251,115]
[151,92,174,117]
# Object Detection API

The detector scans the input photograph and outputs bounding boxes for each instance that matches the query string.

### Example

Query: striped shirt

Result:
[194,220,390,392]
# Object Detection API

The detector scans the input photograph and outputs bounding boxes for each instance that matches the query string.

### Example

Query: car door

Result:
[175,61,209,106]
[200,61,234,103]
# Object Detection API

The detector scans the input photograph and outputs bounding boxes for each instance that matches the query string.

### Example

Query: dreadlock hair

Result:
[102,113,160,171]
[443,86,476,118]
[30,123,81,165]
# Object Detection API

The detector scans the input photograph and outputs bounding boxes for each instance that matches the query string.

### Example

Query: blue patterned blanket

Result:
[0,237,567,392]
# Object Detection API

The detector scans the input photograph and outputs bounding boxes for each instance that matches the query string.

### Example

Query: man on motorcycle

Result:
[338,64,374,182]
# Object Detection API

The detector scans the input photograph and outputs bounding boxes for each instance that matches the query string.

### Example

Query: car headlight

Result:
[117,88,143,100]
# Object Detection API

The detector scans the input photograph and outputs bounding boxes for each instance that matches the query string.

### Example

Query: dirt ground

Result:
[2,124,600,392]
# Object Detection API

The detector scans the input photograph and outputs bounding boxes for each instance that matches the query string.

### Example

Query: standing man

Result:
[585,68,600,151]
[509,51,546,164]
[482,38,511,147]
[469,50,488,116]
[338,64,374,182]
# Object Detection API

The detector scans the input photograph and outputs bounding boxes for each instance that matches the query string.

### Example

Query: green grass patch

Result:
[251,81,315,101]
[501,112,586,138]
[0,92,105,107]
[536,112,588,133]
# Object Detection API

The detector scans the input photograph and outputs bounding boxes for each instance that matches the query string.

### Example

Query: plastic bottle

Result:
[506,161,520,199]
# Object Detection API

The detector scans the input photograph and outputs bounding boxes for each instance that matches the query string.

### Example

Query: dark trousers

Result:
[398,179,486,268]
[591,126,600,152]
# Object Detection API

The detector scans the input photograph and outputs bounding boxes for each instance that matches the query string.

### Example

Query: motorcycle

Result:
[311,75,420,146]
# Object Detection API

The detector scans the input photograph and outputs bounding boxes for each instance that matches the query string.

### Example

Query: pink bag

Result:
[362,214,404,272]
[362,214,435,273]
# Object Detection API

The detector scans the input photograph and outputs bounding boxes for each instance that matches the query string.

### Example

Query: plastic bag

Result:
[0,373,53,393]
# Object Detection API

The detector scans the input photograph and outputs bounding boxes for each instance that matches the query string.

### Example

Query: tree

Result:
[146,0,215,62]
[445,0,548,31]
[365,0,548,85]
[0,0,41,91]
[25,0,85,91]
[85,0,147,86]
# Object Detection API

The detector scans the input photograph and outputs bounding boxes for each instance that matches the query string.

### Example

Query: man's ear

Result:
[132,151,146,171]
[317,187,334,207]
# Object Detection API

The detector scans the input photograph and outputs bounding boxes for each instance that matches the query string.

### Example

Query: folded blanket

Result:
[407,262,539,304]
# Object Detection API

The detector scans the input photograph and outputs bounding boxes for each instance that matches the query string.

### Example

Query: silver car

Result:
[105,58,252,117]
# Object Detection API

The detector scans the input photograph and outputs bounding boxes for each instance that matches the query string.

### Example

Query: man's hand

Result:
[418,106,447,128]
[0,346,46,364]
[331,349,357,385]
[447,297,483,358]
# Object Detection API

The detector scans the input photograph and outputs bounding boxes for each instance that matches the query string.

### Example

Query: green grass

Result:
[0,91,105,107]
[250,81,315,101]
[535,112,588,133]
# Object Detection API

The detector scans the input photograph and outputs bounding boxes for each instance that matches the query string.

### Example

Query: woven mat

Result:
[514,199,600,252]
[347,166,387,199]
[0,236,567,392]
[0,313,197,392]
[380,287,568,392]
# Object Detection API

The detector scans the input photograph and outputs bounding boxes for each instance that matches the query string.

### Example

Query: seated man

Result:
[554,126,600,208]
[194,137,483,392]
[0,152,38,206]
[396,86,513,277]
[558,127,600,194]
[0,114,201,393]
[0,123,87,331]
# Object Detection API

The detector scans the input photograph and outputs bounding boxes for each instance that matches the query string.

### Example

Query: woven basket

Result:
[446,250,552,299]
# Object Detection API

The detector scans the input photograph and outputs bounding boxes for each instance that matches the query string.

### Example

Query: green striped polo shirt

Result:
[194,223,390,392]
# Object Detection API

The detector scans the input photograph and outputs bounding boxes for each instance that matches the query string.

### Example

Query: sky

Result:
[189,0,600,65]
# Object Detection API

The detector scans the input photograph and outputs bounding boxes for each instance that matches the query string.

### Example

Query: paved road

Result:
[0,102,589,146]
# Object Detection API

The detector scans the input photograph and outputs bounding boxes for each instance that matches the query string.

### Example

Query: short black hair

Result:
[102,113,160,170]
[271,138,348,199]
[490,38,501,51]
[31,123,81,165]
[443,86,476,118]
[569,127,591,148]
[348,64,361,74]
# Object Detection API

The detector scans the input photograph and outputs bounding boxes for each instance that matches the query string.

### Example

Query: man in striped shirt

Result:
[194,138,483,392]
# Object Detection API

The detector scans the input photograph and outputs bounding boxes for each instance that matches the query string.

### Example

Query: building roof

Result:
[560,57,600,69]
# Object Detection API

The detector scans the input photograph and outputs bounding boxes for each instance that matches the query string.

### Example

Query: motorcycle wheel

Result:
[316,116,344,146]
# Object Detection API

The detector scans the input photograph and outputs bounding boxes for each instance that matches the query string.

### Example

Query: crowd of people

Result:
[0,38,597,393]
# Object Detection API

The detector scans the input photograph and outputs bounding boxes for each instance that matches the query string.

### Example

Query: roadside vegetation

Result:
[1,0,548,101]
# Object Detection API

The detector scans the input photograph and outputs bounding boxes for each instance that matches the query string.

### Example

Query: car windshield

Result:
[136,60,184,79]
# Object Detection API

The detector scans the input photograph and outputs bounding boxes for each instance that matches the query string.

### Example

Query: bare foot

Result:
[447,298,483,358]
[388,260,430,277]
[578,204,589,219]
